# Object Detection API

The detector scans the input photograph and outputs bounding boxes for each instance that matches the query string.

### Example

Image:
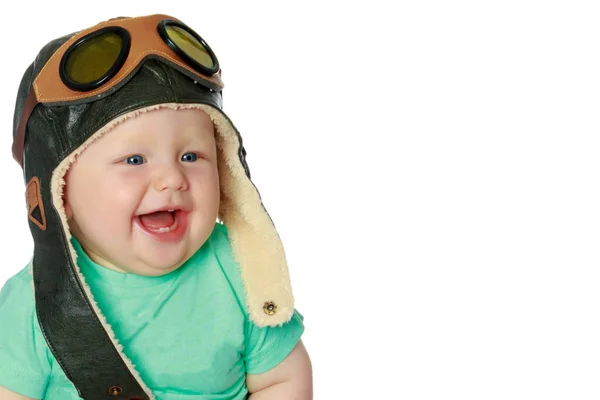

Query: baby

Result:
[0,14,311,400]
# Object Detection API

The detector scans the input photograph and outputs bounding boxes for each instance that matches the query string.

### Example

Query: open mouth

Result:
[138,209,179,233]
[134,209,189,242]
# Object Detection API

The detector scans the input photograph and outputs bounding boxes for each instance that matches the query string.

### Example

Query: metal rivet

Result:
[263,301,277,315]
[109,386,122,396]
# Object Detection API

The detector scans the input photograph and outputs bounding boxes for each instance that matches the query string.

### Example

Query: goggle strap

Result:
[13,90,39,168]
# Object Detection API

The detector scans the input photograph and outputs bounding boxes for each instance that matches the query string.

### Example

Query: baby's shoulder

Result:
[0,260,39,335]
[0,261,34,301]
[207,222,236,267]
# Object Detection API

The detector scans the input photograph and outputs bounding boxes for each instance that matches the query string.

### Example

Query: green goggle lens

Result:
[64,32,123,84]
[164,25,214,69]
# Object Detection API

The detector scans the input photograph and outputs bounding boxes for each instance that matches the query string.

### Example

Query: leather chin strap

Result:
[33,240,151,400]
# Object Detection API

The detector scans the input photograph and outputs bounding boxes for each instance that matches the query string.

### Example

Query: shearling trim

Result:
[188,104,295,327]
[49,102,294,394]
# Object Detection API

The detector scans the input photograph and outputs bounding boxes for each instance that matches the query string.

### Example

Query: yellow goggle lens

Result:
[65,32,123,84]
[165,25,214,69]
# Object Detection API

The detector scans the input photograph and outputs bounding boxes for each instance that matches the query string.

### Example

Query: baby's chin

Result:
[127,265,181,277]
[129,253,192,276]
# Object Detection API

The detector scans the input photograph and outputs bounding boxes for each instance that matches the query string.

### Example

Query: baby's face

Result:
[64,107,220,276]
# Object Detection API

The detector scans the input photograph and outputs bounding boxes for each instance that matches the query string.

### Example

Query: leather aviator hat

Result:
[11,14,294,400]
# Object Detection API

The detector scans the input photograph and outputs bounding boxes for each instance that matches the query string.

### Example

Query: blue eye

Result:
[181,153,198,162]
[126,155,144,165]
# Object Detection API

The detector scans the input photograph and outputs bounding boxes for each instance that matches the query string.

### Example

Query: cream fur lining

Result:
[50,103,294,396]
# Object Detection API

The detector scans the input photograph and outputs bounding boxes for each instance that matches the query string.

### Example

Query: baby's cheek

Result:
[192,169,220,200]
[113,167,146,182]
[193,163,219,184]
[106,170,147,194]
[85,173,143,217]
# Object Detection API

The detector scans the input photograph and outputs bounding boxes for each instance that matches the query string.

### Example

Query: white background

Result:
[1,1,599,399]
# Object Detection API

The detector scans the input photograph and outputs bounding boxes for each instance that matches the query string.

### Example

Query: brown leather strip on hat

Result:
[34,14,223,104]
[12,89,38,167]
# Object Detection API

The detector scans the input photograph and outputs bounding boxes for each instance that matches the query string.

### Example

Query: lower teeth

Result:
[145,219,178,234]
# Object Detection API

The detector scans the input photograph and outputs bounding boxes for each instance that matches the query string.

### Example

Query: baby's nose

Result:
[152,164,188,191]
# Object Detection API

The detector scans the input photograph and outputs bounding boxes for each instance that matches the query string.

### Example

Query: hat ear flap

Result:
[197,105,295,327]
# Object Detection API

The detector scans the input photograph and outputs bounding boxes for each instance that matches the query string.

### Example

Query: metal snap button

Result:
[109,386,122,396]
[263,301,277,315]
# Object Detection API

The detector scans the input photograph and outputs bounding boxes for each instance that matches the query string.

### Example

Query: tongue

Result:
[139,211,175,229]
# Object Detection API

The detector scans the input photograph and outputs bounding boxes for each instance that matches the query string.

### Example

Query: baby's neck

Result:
[83,246,128,273]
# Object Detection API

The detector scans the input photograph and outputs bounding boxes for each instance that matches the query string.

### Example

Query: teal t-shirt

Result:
[0,223,304,399]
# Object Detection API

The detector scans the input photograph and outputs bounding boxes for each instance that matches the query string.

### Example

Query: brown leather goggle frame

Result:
[12,14,224,168]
